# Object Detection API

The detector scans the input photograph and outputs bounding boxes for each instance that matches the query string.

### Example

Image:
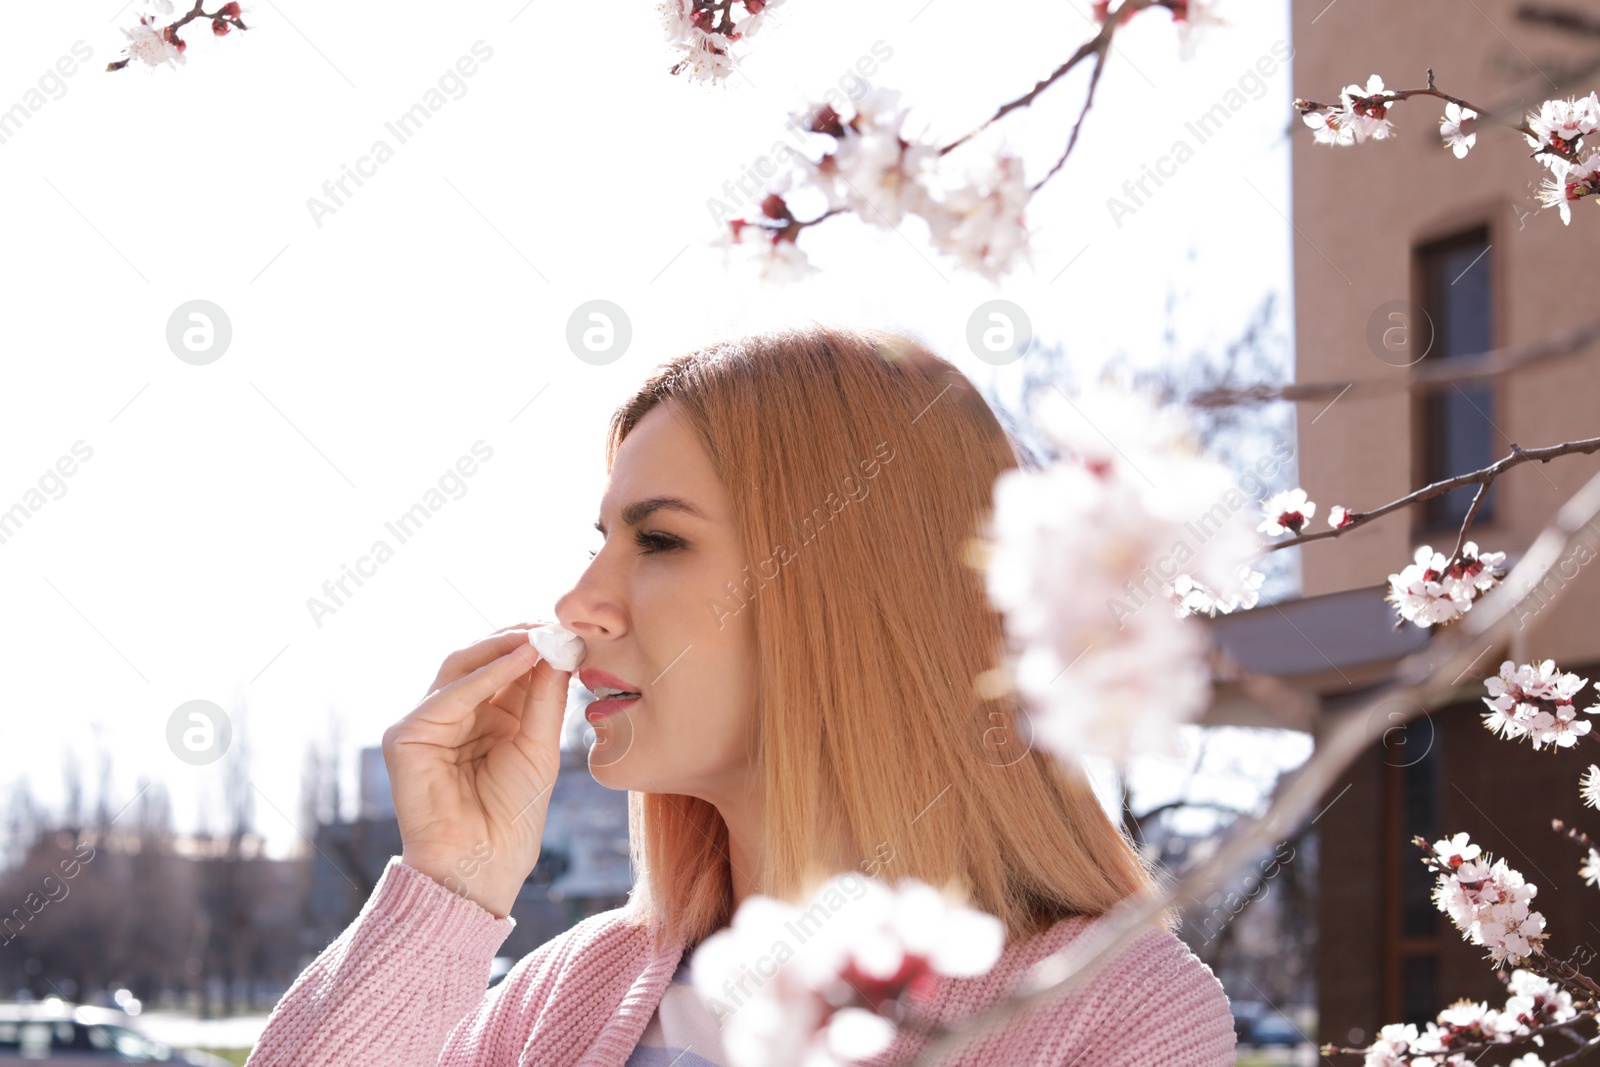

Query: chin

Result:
[585,719,639,786]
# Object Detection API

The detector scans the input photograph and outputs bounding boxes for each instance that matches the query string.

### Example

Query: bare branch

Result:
[1028,47,1112,195]
[1448,480,1493,565]
[1188,311,1600,410]
[1256,434,1600,556]
[1516,3,1600,38]
[936,0,1159,160]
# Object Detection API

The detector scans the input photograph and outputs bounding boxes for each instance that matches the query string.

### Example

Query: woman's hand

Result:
[382,624,573,919]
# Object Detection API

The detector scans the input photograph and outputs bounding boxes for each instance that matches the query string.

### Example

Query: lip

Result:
[579,667,642,697]
[585,696,638,724]
[578,667,642,726]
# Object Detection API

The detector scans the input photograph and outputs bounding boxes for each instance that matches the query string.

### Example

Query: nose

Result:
[554,567,627,644]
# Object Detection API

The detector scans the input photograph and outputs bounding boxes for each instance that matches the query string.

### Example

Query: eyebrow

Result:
[593,496,709,535]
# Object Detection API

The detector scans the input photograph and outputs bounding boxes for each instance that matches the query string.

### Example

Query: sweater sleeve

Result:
[243,856,517,1067]
[1066,925,1238,1067]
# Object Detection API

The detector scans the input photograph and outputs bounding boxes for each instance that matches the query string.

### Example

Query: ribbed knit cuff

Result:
[364,855,517,961]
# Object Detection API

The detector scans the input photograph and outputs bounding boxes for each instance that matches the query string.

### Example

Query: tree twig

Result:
[1186,311,1600,410]
[1516,2,1600,39]
[937,0,1156,159]
[1254,434,1600,557]
[1294,71,1565,163]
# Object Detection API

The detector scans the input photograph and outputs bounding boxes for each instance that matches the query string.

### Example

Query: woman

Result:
[244,325,1237,1066]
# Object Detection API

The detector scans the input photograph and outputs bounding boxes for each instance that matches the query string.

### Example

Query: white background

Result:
[0,0,1309,858]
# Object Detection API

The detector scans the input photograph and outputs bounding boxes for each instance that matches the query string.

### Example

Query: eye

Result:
[588,531,682,559]
[635,531,682,554]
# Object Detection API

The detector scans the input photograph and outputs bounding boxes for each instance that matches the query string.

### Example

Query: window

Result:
[1385,717,1442,1023]
[1415,228,1496,531]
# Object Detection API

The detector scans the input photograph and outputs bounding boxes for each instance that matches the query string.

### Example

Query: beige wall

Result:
[1290,0,1600,666]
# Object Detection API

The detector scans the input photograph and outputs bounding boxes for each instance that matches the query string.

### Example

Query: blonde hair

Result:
[605,324,1169,955]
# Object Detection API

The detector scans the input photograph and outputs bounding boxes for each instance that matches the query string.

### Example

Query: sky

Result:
[0,0,1310,859]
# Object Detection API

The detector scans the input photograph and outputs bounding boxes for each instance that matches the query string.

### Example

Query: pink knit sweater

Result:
[245,857,1237,1066]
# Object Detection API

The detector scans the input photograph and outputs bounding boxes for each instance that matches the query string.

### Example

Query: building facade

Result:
[1284,0,1600,1047]
[306,744,632,967]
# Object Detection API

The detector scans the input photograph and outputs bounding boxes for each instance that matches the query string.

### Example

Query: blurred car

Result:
[1244,1010,1303,1047]
[1229,1000,1264,1043]
[0,1002,230,1065]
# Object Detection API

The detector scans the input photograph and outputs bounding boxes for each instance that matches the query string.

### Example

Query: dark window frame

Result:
[1382,715,1443,1024]
[1410,222,1502,537]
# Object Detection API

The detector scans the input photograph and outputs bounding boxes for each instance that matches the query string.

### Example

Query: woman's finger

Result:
[426,629,538,695]
[516,652,570,750]
[427,639,543,726]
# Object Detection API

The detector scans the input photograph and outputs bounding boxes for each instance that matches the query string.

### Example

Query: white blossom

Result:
[120,16,186,68]
[1440,101,1478,158]
[1525,91,1600,154]
[1579,847,1600,889]
[921,152,1033,281]
[689,874,1004,1067]
[1536,152,1600,225]
[1481,659,1599,750]
[1257,487,1315,535]
[1339,74,1396,142]
[1328,504,1355,529]
[1172,0,1225,62]
[1385,541,1506,628]
[1583,764,1600,810]
[1504,969,1576,1030]
[732,0,785,39]
[1428,837,1547,966]
[713,220,818,284]
[1362,1022,1419,1067]
[800,88,939,229]
[1303,108,1357,146]
[984,382,1259,767]
[1301,75,1395,146]
[1433,997,1509,1046]
[1168,565,1263,618]
[1432,832,1481,868]
[660,0,777,82]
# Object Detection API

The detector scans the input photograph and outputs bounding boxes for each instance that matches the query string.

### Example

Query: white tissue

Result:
[527,622,585,672]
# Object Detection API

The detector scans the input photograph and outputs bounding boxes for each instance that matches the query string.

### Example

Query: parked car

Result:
[1230,999,1265,1043]
[1246,1010,1303,1047]
[0,1003,230,1065]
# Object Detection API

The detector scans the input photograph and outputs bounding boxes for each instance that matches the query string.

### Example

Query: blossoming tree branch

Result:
[109,0,246,71]
[674,0,1223,282]
[678,0,1595,285]
[1296,73,1600,224]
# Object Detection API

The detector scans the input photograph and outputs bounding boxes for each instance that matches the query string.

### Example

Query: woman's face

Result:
[555,401,759,803]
